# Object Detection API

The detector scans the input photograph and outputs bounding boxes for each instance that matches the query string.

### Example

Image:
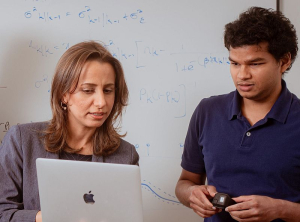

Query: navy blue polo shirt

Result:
[181,80,300,222]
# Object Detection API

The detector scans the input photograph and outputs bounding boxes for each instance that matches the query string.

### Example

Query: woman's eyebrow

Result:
[80,83,115,87]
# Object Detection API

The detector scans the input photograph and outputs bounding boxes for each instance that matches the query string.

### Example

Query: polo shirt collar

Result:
[228,80,292,124]
[228,90,242,120]
[267,80,292,123]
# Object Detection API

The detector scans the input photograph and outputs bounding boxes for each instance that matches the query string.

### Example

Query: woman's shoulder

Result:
[1,121,49,157]
[119,138,135,149]
[3,121,50,145]
[104,139,139,165]
[15,121,50,131]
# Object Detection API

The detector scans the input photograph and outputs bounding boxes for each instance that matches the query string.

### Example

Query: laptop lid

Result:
[36,158,143,222]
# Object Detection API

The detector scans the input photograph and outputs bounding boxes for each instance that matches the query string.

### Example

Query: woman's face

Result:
[63,60,116,132]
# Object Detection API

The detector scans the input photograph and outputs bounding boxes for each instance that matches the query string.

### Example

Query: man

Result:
[175,7,300,222]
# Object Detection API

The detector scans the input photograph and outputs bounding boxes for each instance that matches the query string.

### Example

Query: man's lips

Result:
[237,82,254,92]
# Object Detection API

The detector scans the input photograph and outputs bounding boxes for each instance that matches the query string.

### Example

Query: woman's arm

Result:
[0,125,39,222]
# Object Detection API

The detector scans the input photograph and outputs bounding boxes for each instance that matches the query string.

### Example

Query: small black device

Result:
[210,193,236,209]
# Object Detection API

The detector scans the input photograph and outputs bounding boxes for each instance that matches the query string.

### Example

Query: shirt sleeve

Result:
[181,101,206,174]
[0,125,38,222]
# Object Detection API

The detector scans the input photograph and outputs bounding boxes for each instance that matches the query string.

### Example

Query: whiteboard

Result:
[281,0,300,97]
[0,1,278,222]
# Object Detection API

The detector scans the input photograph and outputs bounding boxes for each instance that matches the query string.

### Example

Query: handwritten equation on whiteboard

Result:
[28,38,229,75]
[35,74,50,92]
[171,46,230,72]
[139,84,186,118]
[29,40,69,57]
[0,122,10,133]
[0,122,11,144]
[24,6,145,25]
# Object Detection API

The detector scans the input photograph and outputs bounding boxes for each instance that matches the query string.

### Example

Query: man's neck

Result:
[241,89,282,126]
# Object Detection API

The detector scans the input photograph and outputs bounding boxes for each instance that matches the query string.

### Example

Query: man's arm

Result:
[35,211,42,222]
[175,169,206,206]
[226,195,300,222]
[279,199,300,222]
[175,169,221,218]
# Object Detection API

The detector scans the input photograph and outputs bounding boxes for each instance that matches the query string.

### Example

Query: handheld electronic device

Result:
[211,193,236,209]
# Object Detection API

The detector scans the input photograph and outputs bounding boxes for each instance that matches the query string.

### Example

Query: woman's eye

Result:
[104,89,113,94]
[82,89,94,94]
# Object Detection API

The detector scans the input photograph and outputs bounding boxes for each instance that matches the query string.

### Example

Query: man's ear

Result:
[280,53,292,74]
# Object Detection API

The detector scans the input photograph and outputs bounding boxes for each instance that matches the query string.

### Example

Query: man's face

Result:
[229,42,289,103]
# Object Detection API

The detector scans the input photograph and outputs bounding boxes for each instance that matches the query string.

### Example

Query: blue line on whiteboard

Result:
[141,183,181,204]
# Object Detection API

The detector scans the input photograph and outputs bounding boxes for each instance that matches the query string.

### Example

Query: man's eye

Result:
[231,62,239,66]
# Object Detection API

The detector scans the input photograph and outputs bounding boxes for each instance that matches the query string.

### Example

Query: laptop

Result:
[36,158,144,222]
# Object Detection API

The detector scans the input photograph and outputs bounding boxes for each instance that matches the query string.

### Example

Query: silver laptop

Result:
[36,158,143,222]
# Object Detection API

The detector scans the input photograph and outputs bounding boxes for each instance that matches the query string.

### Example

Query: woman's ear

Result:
[62,93,69,104]
[280,53,292,74]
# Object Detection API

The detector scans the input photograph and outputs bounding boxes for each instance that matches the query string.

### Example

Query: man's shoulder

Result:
[289,93,300,117]
[196,91,235,111]
[202,91,235,103]
[291,93,300,106]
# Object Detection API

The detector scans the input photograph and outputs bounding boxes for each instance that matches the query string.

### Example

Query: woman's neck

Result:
[66,125,96,155]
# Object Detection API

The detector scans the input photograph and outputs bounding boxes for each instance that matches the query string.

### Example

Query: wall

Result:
[0,1,277,221]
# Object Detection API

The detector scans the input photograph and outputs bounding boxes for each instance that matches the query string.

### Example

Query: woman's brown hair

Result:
[44,41,129,156]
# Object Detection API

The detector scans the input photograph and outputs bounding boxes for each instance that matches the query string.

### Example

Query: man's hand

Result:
[36,211,42,222]
[188,185,222,218]
[225,195,279,222]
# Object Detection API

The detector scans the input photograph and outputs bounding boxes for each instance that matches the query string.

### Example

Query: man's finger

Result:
[190,188,215,210]
[206,185,218,198]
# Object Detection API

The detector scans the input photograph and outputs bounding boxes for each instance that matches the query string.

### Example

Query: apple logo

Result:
[83,191,95,204]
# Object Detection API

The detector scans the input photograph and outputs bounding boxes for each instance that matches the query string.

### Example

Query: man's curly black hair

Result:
[224,7,298,72]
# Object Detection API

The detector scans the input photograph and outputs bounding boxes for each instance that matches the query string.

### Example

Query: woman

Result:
[0,41,139,222]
